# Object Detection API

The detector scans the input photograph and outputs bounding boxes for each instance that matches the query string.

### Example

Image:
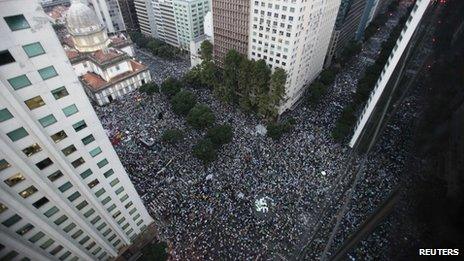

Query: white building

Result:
[63,0,151,106]
[151,0,179,47]
[173,0,211,49]
[88,0,126,33]
[0,1,153,260]
[189,10,213,68]
[134,0,158,36]
[248,0,341,113]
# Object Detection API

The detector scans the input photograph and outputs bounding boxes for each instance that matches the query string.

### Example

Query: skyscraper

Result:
[118,0,140,31]
[173,0,211,49]
[248,0,341,112]
[134,0,157,36]
[325,0,367,66]
[88,0,126,32]
[212,0,250,65]
[151,0,180,47]
[0,0,153,260]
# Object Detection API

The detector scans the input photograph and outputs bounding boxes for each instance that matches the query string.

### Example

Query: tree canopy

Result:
[161,77,182,97]
[162,129,184,144]
[171,90,197,115]
[187,104,215,130]
[192,138,217,164]
[207,124,233,147]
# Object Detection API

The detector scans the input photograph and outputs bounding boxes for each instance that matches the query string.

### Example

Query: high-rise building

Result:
[248,0,341,112]
[212,0,250,65]
[356,0,394,40]
[88,0,126,32]
[0,1,153,260]
[173,0,211,49]
[134,0,157,36]
[325,0,367,66]
[151,0,180,47]
[118,0,140,31]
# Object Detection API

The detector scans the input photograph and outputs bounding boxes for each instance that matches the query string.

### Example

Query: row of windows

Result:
[7,65,58,90]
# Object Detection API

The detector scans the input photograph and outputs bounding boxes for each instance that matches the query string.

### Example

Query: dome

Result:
[66,0,105,36]
[65,0,110,52]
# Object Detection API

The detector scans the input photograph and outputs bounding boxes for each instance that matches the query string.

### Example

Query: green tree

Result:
[138,242,168,261]
[187,104,215,129]
[183,65,203,88]
[200,60,219,88]
[139,82,159,95]
[161,77,182,97]
[207,124,233,147]
[260,68,286,118]
[162,129,184,144]
[222,50,244,103]
[320,69,336,85]
[171,90,197,115]
[192,138,217,164]
[200,40,213,61]
[307,81,327,106]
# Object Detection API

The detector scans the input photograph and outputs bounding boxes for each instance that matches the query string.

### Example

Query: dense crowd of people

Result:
[92,1,417,260]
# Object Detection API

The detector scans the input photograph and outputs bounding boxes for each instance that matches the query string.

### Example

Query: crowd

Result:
[92,1,417,260]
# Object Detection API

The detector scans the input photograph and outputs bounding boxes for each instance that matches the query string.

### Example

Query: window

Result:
[8,75,31,90]
[22,143,42,156]
[24,96,45,110]
[44,206,59,217]
[1,159,11,172]
[84,208,95,218]
[7,127,29,141]
[29,231,45,243]
[51,86,69,100]
[22,42,45,58]
[67,191,80,202]
[125,202,133,209]
[129,208,136,215]
[58,181,73,192]
[32,197,49,208]
[80,169,92,179]
[110,178,119,187]
[92,247,102,255]
[103,169,114,178]
[133,213,140,221]
[40,238,55,249]
[51,130,67,143]
[59,251,71,261]
[71,229,83,239]
[113,211,121,219]
[136,219,143,226]
[54,215,68,225]
[16,223,34,235]
[48,170,63,182]
[63,222,76,233]
[107,204,116,212]
[50,245,63,256]
[71,157,85,168]
[101,196,111,205]
[38,66,58,80]
[4,15,30,31]
[36,158,53,170]
[19,186,37,198]
[86,241,95,251]
[117,217,125,225]
[97,159,108,168]
[97,222,106,231]
[0,108,14,122]
[89,147,102,157]
[87,179,99,188]
[4,173,25,187]
[0,50,15,66]
[38,114,57,127]
[2,214,22,227]
[62,104,78,117]
[61,145,76,156]
[73,120,87,132]
[76,200,88,210]
[0,202,7,214]
[1,251,18,260]
[115,187,124,195]
[120,194,128,202]
[91,215,101,225]
[81,134,95,145]
[103,229,111,237]
[95,188,105,197]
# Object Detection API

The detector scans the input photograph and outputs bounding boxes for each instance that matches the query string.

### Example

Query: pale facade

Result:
[88,0,126,33]
[151,0,180,47]
[0,1,153,261]
[173,0,211,49]
[248,0,341,112]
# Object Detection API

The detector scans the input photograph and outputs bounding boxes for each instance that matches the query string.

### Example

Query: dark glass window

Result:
[36,158,53,170]
[4,15,30,31]
[32,197,49,208]
[0,50,15,66]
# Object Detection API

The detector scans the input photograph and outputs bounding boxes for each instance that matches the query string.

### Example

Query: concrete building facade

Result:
[173,0,211,49]
[134,0,157,36]
[248,0,341,112]
[151,0,180,47]
[118,0,140,31]
[88,0,126,33]
[0,1,153,260]
[212,0,250,65]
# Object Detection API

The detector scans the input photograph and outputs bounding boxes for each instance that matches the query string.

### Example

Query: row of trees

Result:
[185,41,287,120]
[130,31,181,59]
[144,76,233,164]
[306,69,337,107]
[332,9,411,142]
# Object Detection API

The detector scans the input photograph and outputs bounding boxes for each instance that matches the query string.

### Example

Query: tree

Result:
[266,119,294,140]
[320,69,336,85]
[183,65,203,88]
[192,138,217,164]
[139,82,159,95]
[200,40,213,61]
[259,68,286,119]
[187,104,215,129]
[207,124,233,147]
[222,50,244,103]
[200,60,219,88]
[340,41,362,64]
[161,77,182,97]
[171,90,197,115]
[162,129,184,144]
[307,81,327,106]
[139,242,168,261]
